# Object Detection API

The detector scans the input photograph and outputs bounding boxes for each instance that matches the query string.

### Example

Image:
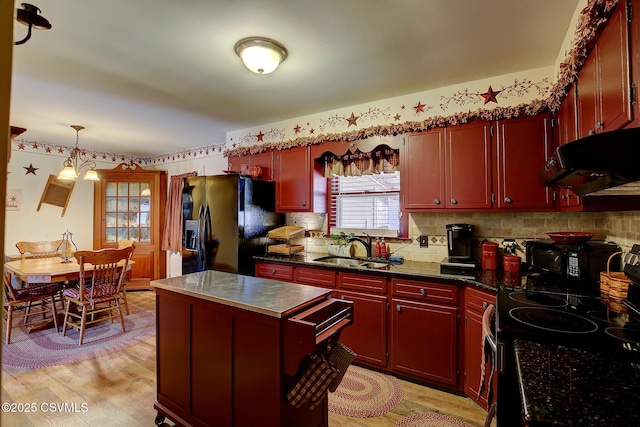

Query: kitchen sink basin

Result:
[312,256,391,269]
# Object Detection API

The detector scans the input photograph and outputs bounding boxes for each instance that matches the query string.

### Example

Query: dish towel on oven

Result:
[478,303,496,403]
[287,354,338,410]
[328,342,357,392]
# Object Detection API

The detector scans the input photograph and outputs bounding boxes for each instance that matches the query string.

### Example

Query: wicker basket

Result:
[600,251,632,299]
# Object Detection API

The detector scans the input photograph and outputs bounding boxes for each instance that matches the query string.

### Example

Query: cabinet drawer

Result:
[339,272,387,294]
[255,262,294,281]
[391,278,458,304]
[295,267,337,288]
[465,287,496,313]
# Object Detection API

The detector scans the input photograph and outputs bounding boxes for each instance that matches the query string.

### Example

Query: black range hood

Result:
[538,127,640,196]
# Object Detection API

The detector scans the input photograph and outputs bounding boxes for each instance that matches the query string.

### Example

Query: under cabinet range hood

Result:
[538,127,640,196]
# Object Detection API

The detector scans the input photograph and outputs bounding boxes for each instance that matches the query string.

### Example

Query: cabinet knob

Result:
[434,199,441,205]
[504,197,513,204]
[420,288,426,296]
[596,121,603,129]
[561,194,567,200]
[271,269,276,275]
[588,129,595,136]
[451,198,458,205]
[302,202,306,206]
[482,301,489,309]
[396,305,402,312]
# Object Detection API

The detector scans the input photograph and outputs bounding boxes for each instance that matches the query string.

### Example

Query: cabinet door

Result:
[577,54,599,138]
[445,121,493,209]
[495,113,554,209]
[391,298,458,386]
[274,146,312,212]
[464,287,496,409]
[250,150,274,180]
[401,130,446,210]
[558,85,578,146]
[597,0,632,132]
[338,290,388,368]
[627,0,640,128]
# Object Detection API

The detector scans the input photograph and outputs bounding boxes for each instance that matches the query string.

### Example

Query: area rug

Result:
[2,303,155,369]
[328,365,403,418]
[394,412,472,427]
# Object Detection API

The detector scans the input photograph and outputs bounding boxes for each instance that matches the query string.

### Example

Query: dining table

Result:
[4,256,132,285]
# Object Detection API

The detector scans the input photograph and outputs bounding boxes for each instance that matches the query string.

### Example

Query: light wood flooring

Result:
[2,291,492,426]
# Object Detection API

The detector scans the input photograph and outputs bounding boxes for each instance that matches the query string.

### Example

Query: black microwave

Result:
[525,240,621,283]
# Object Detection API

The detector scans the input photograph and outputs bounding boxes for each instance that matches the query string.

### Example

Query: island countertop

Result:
[151,270,332,318]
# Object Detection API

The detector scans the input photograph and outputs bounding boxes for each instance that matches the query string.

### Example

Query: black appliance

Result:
[623,244,640,285]
[440,224,475,275]
[538,127,640,196]
[496,275,640,426]
[181,174,285,276]
[525,240,621,285]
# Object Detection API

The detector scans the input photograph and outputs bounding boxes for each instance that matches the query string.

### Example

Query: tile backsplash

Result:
[287,210,640,263]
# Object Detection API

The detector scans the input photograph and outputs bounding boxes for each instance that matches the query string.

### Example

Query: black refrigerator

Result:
[181,174,285,276]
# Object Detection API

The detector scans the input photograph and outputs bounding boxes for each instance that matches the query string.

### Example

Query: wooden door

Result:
[401,129,446,210]
[338,290,388,368]
[275,146,311,212]
[445,121,493,209]
[557,86,582,209]
[577,54,599,138]
[596,0,632,132]
[391,298,458,386]
[250,150,274,180]
[495,113,554,209]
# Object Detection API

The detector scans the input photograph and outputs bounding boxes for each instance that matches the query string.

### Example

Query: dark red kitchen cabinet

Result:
[227,150,274,179]
[577,1,632,137]
[401,129,446,210]
[337,290,388,368]
[446,121,493,209]
[274,146,327,212]
[495,113,554,210]
[627,0,640,128]
[556,87,583,209]
[255,261,294,281]
[295,266,337,289]
[390,297,458,386]
[464,286,497,410]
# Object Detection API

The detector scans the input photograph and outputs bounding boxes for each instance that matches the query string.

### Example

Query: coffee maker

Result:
[440,223,476,275]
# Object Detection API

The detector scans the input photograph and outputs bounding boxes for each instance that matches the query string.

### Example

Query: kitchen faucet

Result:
[347,233,372,258]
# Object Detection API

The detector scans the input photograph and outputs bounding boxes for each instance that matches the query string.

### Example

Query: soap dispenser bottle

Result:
[380,238,387,259]
[374,238,381,258]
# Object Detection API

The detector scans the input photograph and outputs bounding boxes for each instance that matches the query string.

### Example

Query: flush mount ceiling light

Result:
[14,3,52,46]
[58,125,100,181]
[234,37,288,74]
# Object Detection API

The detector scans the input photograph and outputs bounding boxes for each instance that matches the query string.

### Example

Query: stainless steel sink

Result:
[313,256,391,269]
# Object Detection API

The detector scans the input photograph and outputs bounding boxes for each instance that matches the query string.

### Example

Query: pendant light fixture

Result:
[58,125,100,181]
[14,3,52,46]
[234,37,288,74]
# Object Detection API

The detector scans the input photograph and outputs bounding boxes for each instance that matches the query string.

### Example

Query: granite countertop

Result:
[514,340,640,427]
[255,253,518,292]
[151,270,331,318]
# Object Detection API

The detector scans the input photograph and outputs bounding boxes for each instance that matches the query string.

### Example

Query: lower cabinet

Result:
[337,290,388,368]
[390,298,458,386]
[464,286,497,409]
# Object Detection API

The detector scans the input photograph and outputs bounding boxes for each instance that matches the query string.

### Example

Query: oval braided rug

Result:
[2,302,155,369]
[328,365,403,418]
[393,412,473,427]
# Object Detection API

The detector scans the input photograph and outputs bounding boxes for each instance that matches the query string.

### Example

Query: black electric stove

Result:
[495,273,640,426]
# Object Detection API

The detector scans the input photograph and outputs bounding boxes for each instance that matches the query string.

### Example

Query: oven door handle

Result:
[485,334,505,374]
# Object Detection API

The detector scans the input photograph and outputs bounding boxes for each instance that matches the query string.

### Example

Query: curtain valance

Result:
[315,144,399,178]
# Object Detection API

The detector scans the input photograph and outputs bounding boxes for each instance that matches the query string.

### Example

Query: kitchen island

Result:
[151,270,352,427]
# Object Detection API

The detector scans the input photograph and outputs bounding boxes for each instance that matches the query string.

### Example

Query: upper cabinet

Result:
[577,0,632,137]
[401,128,446,210]
[274,145,327,213]
[93,163,167,289]
[402,114,553,212]
[495,113,554,209]
[627,0,640,127]
[556,86,582,209]
[227,150,274,180]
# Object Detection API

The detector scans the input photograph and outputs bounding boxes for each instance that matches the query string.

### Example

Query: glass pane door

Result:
[104,180,152,244]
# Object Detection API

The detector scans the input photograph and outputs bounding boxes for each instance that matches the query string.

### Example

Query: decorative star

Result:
[18,143,25,150]
[413,102,425,113]
[480,85,501,104]
[24,163,38,175]
[309,128,315,134]
[346,113,359,127]
[257,131,265,142]
[394,114,401,121]
[400,105,406,110]
[293,124,301,134]
[31,142,39,150]
[45,147,52,153]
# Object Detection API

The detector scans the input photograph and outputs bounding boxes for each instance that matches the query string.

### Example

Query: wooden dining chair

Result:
[116,239,137,315]
[16,240,65,260]
[61,246,134,345]
[3,271,63,344]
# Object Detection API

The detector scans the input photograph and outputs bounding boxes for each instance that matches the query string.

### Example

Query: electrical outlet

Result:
[419,235,429,247]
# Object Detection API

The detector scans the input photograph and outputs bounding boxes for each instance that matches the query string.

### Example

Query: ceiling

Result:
[10,0,581,157]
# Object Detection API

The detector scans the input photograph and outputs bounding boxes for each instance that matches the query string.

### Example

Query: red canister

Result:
[503,255,521,272]
[482,242,498,270]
